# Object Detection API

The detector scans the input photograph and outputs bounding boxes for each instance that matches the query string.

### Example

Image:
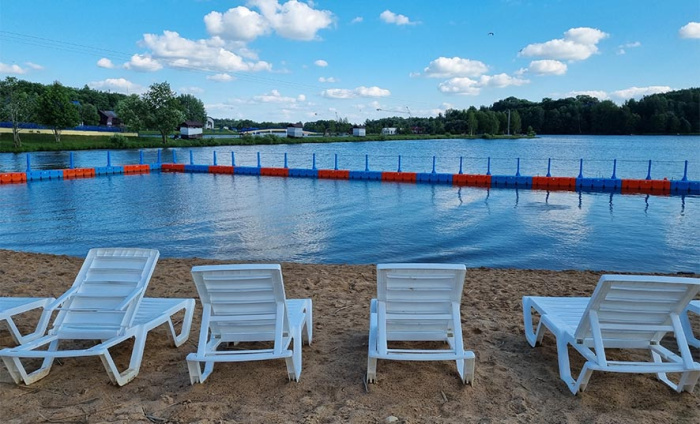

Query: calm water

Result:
[0,135,698,273]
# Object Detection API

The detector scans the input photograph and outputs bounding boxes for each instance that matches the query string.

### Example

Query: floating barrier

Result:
[2,151,699,197]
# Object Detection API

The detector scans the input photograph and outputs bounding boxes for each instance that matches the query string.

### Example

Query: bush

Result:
[109,133,128,148]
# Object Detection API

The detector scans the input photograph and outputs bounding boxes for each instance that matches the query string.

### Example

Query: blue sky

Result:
[1,0,698,123]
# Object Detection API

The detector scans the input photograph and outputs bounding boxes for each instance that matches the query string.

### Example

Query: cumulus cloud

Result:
[0,63,26,74]
[207,73,235,82]
[321,86,391,99]
[380,10,417,26]
[25,62,43,70]
[253,89,306,103]
[97,58,115,69]
[611,86,672,100]
[351,17,363,24]
[318,77,338,83]
[124,54,163,72]
[617,41,641,55]
[422,56,489,78]
[438,74,529,95]
[679,22,700,39]
[566,90,609,100]
[205,0,333,42]
[134,31,271,73]
[314,59,328,67]
[528,59,567,75]
[519,27,609,61]
[87,78,145,94]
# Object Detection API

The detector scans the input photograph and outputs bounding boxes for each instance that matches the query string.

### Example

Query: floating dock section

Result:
[1,151,699,197]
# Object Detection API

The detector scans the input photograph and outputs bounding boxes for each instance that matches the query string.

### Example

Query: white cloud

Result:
[321,86,391,99]
[566,90,609,100]
[617,41,641,55]
[87,78,145,94]
[207,73,235,82]
[519,27,609,61]
[319,76,338,83]
[314,59,328,67]
[206,1,333,42]
[253,89,306,104]
[611,86,672,100]
[135,31,271,73]
[204,7,269,42]
[422,56,489,78]
[25,62,43,70]
[380,10,417,26]
[679,22,700,39]
[438,74,529,95]
[180,86,204,94]
[0,63,27,74]
[351,17,363,24]
[123,54,163,72]
[97,58,115,69]
[528,59,567,75]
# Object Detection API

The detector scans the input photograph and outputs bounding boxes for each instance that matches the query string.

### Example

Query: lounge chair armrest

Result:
[116,290,143,311]
[47,286,80,309]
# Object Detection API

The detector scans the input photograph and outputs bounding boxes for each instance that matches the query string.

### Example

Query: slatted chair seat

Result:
[187,264,312,384]
[523,275,700,394]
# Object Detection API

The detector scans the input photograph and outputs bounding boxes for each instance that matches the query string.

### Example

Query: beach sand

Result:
[0,249,698,423]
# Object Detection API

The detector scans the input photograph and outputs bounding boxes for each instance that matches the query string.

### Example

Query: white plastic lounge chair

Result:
[0,248,195,386]
[366,264,475,385]
[523,274,700,394]
[681,300,700,348]
[0,297,54,345]
[187,264,312,384]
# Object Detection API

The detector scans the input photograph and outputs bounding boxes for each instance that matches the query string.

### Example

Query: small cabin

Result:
[352,126,366,137]
[205,117,215,130]
[179,121,203,139]
[381,127,397,135]
[287,123,304,138]
[99,110,121,127]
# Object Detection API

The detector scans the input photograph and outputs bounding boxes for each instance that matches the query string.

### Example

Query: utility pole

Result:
[507,109,511,136]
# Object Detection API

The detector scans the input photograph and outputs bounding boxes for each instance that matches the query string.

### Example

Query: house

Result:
[98,110,121,127]
[381,127,397,135]
[352,126,366,137]
[179,121,203,139]
[205,117,215,130]
[287,123,304,138]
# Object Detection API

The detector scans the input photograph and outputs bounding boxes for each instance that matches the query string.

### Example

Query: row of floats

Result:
[2,151,699,196]
[157,162,699,196]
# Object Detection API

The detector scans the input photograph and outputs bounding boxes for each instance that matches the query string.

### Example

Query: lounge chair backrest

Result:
[191,264,288,344]
[377,264,466,341]
[575,275,700,345]
[52,248,159,339]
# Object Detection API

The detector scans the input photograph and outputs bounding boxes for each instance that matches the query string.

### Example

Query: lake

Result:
[0,135,698,273]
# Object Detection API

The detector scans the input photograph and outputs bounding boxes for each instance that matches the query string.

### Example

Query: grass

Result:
[0,132,532,154]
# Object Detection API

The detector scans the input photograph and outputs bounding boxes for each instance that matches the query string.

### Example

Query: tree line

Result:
[0,78,206,146]
[1,76,698,148]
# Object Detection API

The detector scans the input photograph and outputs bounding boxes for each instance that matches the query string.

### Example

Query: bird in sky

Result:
[488,32,494,36]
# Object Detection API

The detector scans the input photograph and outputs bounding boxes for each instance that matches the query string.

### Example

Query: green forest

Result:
[1,77,698,144]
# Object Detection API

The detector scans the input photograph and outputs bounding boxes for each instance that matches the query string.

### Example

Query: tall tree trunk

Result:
[12,124,21,148]
[160,130,168,144]
[53,128,61,143]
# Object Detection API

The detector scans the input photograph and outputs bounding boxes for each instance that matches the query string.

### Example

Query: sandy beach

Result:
[0,249,698,423]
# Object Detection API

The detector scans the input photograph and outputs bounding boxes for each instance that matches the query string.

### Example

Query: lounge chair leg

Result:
[100,333,147,386]
[305,301,313,345]
[186,358,204,384]
[458,355,476,385]
[367,356,377,384]
[556,338,584,394]
[523,298,546,347]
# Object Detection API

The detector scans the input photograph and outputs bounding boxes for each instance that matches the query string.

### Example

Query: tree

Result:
[118,82,184,143]
[510,110,522,134]
[37,81,81,142]
[115,94,146,132]
[177,94,207,124]
[0,77,37,148]
[80,103,100,126]
[143,82,185,143]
